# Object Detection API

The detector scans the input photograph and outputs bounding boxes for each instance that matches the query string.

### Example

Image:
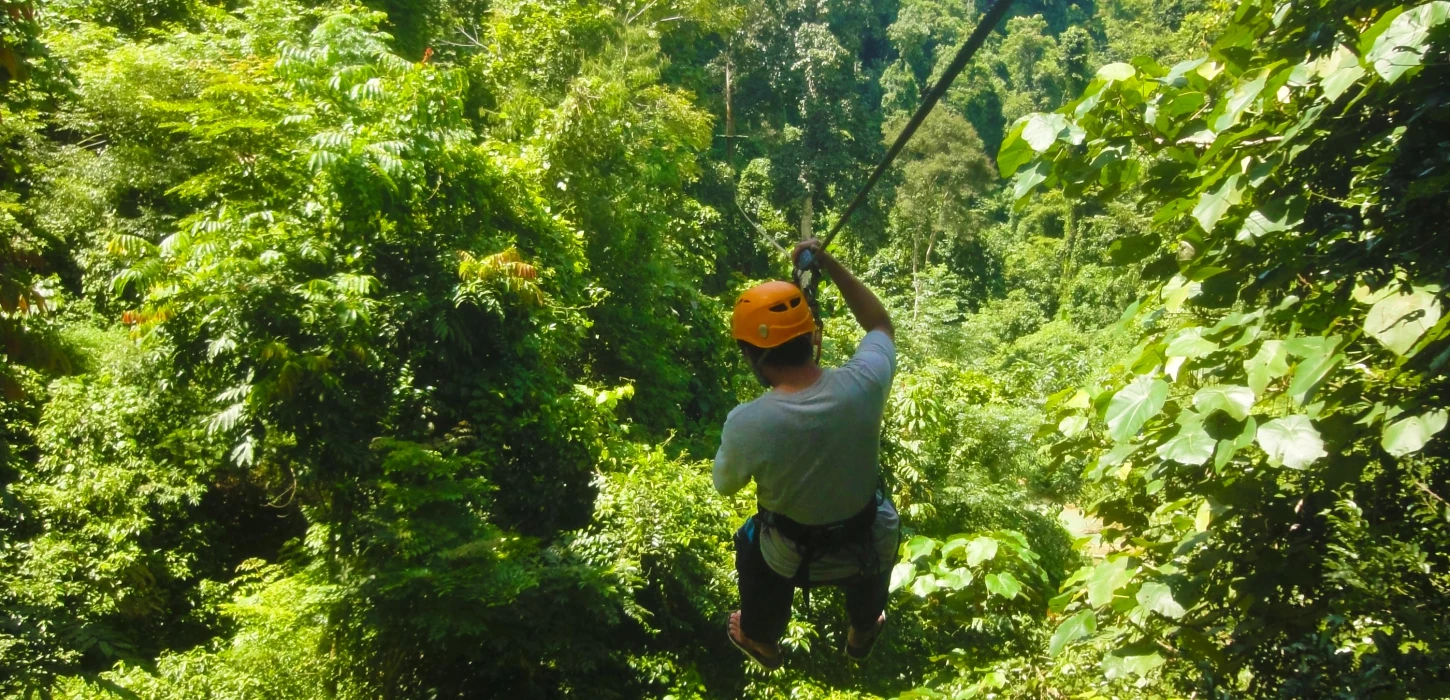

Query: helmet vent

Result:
[769,303,789,312]
[790,297,801,308]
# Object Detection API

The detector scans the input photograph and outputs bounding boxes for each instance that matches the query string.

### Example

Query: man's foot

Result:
[728,610,783,670]
[845,612,886,660]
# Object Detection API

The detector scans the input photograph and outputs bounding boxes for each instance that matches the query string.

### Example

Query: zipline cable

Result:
[816,0,1017,254]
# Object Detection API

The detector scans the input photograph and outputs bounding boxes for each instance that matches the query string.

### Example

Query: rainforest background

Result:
[2,0,1448,696]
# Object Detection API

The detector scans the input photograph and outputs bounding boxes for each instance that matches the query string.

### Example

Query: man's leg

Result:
[734,520,794,645]
[842,568,891,634]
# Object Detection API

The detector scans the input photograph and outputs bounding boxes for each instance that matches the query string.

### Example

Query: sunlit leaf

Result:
[1136,582,1186,619]
[1193,384,1254,420]
[1049,610,1096,657]
[1366,2,1450,83]
[1245,340,1289,395]
[1106,376,1170,442]
[1087,557,1134,607]
[965,536,999,567]
[1365,287,1442,356]
[1256,415,1326,469]
[1156,425,1215,465]
[985,572,1023,600]
[1382,410,1448,457]
[1193,175,1244,233]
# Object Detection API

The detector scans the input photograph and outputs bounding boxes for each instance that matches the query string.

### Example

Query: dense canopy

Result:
[1,0,1447,697]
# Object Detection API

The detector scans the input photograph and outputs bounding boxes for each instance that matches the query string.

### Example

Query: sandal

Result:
[728,611,783,671]
[845,612,886,660]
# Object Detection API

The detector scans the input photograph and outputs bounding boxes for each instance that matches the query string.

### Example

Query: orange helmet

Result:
[732,281,817,348]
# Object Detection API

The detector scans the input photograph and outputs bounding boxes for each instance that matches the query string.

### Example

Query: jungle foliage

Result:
[0,0,1446,697]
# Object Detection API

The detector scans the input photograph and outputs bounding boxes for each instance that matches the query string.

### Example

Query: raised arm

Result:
[793,239,894,340]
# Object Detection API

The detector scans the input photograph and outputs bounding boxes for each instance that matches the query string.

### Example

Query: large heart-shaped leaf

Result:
[1106,376,1170,442]
[910,573,938,597]
[1166,327,1218,359]
[1103,649,1166,679]
[905,535,936,562]
[889,562,916,593]
[1193,175,1244,233]
[1317,44,1366,102]
[1012,160,1052,201]
[1087,557,1134,607]
[997,116,1034,177]
[1049,609,1096,657]
[1365,287,1442,356]
[985,572,1023,600]
[1367,2,1450,83]
[1257,415,1327,469]
[1213,73,1267,132]
[965,536,999,567]
[1382,410,1448,457]
[1136,582,1186,619]
[1156,425,1216,465]
[1193,384,1255,420]
[1023,113,1071,152]
[1288,348,1343,406]
[1245,340,1289,395]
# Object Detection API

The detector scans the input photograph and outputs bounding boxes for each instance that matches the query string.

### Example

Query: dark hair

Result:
[738,333,814,368]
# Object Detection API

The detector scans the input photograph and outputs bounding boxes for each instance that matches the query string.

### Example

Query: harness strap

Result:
[757,492,881,609]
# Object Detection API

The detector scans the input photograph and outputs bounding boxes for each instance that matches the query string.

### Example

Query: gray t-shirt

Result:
[713,330,900,581]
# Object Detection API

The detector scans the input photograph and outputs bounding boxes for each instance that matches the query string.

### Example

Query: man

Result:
[714,239,900,670]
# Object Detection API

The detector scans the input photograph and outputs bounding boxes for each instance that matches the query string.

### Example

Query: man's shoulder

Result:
[725,395,775,429]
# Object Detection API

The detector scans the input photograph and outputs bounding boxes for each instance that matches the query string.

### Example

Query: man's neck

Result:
[765,364,824,394]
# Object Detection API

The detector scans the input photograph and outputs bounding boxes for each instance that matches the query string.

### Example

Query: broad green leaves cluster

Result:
[1010,0,1450,694]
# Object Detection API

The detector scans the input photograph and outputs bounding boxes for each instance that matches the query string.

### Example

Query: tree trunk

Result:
[799,190,813,240]
[1057,201,1079,319]
[725,58,735,166]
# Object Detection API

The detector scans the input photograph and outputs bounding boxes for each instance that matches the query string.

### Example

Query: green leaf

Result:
[1156,425,1216,465]
[1166,327,1218,359]
[1097,62,1136,81]
[1367,2,1450,83]
[1213,73,1267,131]
[1245,340,1289,395]
[905,535,936,562]
[1288,350,1343,406]
[1365,287,1443,356]
[1087,557,1134,607]
[985,572,1023,600]
[1236,198,1301,241]
[889,562,915,593]
[1049,610,1097,657]
[939,537,968,560]
[1382,410,1449,457]
[965,536,999,567]
[1023,113,1070,152]
[1193,175,1244,233]
[1193,385,1255,421]
[1136,582,1186,619]
[997,117,1033,177]
[1256,415,1327,470]
[1059,415,1089,437]
[910,574,939,598]
[1103,650,1166,679]
[1317,44,1366,102]
[1012,161,1051,201]
[1106,376,1170,442]
[938,567,972,590]
[1195,499,1213,531]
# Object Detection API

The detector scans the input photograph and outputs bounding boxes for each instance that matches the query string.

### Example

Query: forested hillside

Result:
[2,0,1447,697]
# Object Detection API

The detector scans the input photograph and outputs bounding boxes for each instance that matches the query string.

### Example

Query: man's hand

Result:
[794,240,893,340]
[793,238,826,267]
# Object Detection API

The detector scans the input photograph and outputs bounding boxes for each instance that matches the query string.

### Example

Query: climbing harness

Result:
[753,488,888,610]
